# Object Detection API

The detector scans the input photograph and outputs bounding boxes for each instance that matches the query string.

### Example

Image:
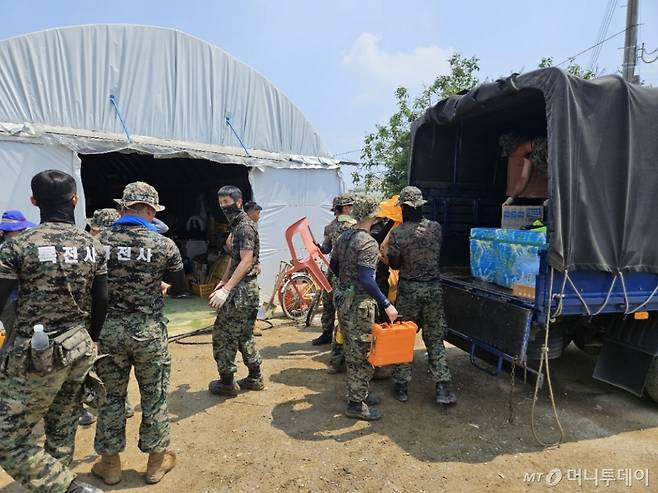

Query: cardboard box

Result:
[513,283,536,300]
[501,205,543,229]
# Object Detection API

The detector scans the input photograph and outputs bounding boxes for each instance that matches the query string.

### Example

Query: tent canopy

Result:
[410,68,658,274]
[0,24,337,168]
[0,24,342,301]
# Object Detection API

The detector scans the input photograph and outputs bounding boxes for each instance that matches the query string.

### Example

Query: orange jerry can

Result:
[368,320,418,367]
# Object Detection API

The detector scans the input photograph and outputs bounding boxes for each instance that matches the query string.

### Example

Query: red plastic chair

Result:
[285,217,333,293]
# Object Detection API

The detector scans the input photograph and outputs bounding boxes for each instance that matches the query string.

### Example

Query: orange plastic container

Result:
[368,320,418,367]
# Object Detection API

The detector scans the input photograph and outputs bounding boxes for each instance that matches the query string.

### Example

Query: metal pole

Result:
[622,0,639,83]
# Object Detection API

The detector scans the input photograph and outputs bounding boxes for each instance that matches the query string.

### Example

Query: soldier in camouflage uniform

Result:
[208,186,263,397]
[0,210,36,331]
[313,193,356,348]
[92,182,185,486]
[386,186,456,405]
[80,208,137,427]
[332,194,398,421]
[0,170,108,493]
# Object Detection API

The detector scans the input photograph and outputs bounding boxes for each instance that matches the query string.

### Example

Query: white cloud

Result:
[342,33,452,90]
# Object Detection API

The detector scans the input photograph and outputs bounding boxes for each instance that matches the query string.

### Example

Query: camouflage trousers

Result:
[337,294,376,402]
[0,332,95,493]
[320,272,336,336]
[95,315,171,455]
[212,277,262,375]
[392,280,451,384]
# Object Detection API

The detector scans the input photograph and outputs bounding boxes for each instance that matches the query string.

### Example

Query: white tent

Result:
[0,24,342,300]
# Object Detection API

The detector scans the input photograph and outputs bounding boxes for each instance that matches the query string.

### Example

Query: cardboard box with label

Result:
[501,205,543,230]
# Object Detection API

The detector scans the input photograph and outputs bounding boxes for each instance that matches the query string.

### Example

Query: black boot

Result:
[67,478,104,493]
[208,374,240,397]
[436,383,457,405]
[312,332,332,346]
[238,366,265,391]
[364,393,381,406]
[345,400,382,421]
[393,383,409,402]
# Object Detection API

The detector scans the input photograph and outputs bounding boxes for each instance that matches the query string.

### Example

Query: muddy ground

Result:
[1,299,657,492]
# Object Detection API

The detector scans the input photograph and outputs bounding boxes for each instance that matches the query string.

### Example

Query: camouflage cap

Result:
[114,181,165,212]
[335,192,355,207]
[351,194,380,222]
[397,186,427,207]
[87,208,120,230]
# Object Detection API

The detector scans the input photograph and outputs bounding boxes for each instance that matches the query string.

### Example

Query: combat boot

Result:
[208,374,239,397]
[436,383,457,405]
[345,400,382,421]
[91,454,122,485]
[326,363,346,374]
[393,383,409,402]
[237,366,265,391]
[312,332,332,345]
[67,478,104,493]
[364,393,381,406]
[145,450,177,484]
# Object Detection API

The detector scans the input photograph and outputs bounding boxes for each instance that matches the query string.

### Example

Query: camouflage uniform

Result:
[212,210,262,376]
[94,183,183,456]
[0,223,106,493]
[323,216,356,366]
[333,196,381,402]
[388,188,452,385]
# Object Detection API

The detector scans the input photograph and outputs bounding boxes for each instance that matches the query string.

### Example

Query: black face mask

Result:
[39,198,76,225]
[221,203,243,224]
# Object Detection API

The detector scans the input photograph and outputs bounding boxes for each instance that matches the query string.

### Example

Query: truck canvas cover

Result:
[410,67,658,274]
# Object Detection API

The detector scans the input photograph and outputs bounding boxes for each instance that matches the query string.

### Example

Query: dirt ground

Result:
[1,298,657,493]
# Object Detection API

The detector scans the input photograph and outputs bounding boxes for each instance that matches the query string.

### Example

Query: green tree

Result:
[356,54,480,197]
[538,57,597,79]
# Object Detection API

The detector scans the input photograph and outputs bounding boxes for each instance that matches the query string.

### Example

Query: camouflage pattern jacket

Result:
[99,224,183,320]
[0,222,107,337]
[387,218,442,282]
[227,211,260,279]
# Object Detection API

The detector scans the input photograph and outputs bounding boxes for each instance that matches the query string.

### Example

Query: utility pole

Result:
[622,0,639,83]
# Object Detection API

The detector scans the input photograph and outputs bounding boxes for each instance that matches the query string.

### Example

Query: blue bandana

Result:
[114,215,159,232]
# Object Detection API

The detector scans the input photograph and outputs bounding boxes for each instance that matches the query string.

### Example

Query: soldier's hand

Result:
[160,282,171,296]
[384,304,398,323]
[209,287,230,310]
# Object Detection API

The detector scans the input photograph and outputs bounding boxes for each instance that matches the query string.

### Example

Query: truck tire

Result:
[645,357,658,403]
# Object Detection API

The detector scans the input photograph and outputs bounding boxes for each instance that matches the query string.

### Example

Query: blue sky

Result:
[2,0,657,160]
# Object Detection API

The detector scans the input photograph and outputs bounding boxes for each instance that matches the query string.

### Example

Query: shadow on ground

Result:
[269,343,658,464]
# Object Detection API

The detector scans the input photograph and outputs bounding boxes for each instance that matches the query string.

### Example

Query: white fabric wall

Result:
[0,140,86,226]
[250,166,341,302]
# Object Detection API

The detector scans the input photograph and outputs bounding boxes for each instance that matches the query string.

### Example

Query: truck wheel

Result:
[645,357,658,403]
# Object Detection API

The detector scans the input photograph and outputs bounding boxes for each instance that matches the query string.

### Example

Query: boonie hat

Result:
[397,186,428,207]
[114,182,165,212]
[0,210,36,232]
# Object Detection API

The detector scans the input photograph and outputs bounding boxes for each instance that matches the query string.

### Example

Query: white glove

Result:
[209,288,230,310]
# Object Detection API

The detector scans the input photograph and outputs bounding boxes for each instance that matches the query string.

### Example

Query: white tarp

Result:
[0,24,343,303]
[250,167,339,301]
[0,140,86,225]
[0,25,334,166]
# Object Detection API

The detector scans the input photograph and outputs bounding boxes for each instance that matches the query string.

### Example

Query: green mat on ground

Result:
[164,297,216,336]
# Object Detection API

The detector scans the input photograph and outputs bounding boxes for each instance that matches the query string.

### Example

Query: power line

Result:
[556,24,640,68]
[332,148,362,157]
[589,0,618,70]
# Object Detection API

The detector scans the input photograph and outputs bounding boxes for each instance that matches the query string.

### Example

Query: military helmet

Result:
[351,194,380,222]
[87,208,120,231]
[397,186,428,208]
[114,181,165,212]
